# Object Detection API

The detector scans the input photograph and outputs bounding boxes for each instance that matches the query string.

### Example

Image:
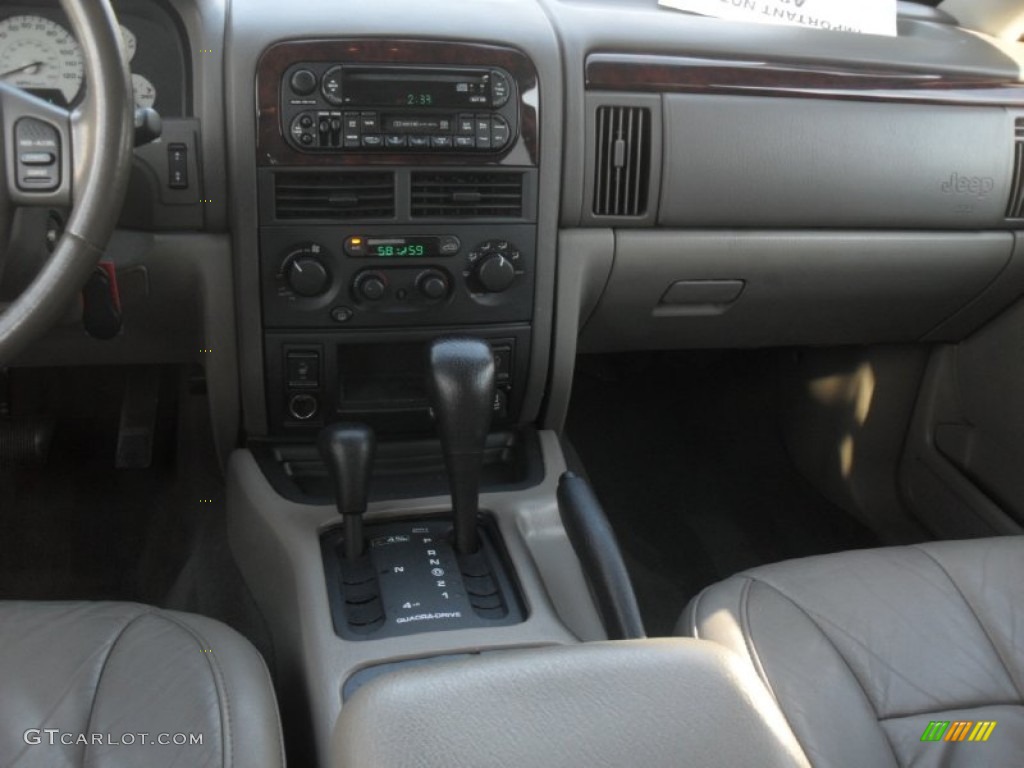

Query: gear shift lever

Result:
[427,338,495,554]
[318,422,375,560]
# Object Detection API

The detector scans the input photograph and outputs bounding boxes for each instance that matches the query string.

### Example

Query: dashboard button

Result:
[491,71,511,107]
[408,135,430,148]
[475,116,492,149]
[385,134,408,147]
[454,136,475,149]
[322,67,343,105]
[343,132,361,148]
[20,152,55,166]
[457,115,475,135]
[492,116,510,148]
[360,112,380,131]
[343,112,361,131]
[431,135,452,148]
[361,134,383,148]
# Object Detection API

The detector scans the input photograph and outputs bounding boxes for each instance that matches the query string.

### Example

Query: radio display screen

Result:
[345,235,460,258]
[340,68,491,108]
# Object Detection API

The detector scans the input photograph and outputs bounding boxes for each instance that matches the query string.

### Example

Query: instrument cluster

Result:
[0,2,186,116]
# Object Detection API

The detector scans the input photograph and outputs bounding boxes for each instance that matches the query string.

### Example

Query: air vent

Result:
[1007,118,1024,219]
[274,171,395,220]
[593,106,651,217]
[411,172,524,218]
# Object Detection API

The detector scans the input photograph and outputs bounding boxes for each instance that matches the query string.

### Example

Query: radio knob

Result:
[290,69,318,96]
[417,270,450,300]
[475,254,516,293]
[285,255,330,297]
[354,271,388,301]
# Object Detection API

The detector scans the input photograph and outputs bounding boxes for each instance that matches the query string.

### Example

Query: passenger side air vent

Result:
[593,105,651,217]
[274,171,395,220]
[411,172,524,218]
[1007,118,1024,219]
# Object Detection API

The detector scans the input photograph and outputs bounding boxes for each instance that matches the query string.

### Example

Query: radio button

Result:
[299,114,314,129]
[439,236,461,254]
[457,115,475,135]
[343,112,361,132]
[322,67,344,105]
[361,135,383,148]
[492,116,510,148]
[491,71,511,107]
[475,116,492,149]
[360,112,380,132]
[385,134,408,148]
[408,135,431,149]
[431,135,452,149]
[344,132,361,148]
[454,136,475,150]
[299,133,314,146]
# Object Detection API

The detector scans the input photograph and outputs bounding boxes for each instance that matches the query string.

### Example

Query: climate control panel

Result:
[260,224,535,330]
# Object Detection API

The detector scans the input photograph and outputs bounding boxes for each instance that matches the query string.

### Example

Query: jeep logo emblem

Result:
[941,173,995,198]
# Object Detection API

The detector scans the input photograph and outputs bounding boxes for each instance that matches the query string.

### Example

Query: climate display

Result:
[344,235,460,259]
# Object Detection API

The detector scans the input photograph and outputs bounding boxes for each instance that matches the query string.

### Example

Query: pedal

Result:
[115,367,161,469]
[0,419,54,467]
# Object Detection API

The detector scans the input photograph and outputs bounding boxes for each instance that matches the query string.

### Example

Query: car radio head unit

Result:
[280,62,518,153]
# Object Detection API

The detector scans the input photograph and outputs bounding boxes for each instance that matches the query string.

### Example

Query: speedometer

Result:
[0,15,83,106]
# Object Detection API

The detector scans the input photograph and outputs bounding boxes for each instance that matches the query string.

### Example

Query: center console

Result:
[230,32,612,768]
[255,39,540,438]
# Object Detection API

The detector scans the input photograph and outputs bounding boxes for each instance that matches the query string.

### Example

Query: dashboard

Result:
[4,0,1024,466]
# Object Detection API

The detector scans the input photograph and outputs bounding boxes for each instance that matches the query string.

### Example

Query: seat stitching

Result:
[737,577,782,705]
[878,701,1024,722]
[749,577,902,766]
[911,544,1024,702]
[82,606,156,768]
[155,612,234,768]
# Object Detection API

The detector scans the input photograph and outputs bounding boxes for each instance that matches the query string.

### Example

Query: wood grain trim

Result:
[257,39,539,167]
[586,54,1024,107]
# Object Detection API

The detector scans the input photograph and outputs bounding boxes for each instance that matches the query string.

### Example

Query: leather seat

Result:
[681,536,1023,767]
[0,601,284,768]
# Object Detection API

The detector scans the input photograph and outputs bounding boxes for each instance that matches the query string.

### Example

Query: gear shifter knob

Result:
[427,337,495,554]
[318,422,375,560]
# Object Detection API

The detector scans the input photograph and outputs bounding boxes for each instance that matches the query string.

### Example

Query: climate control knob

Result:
[282,244,331,297]
[475,254,516,293]
[354,271,388,301]
[417,269,450,300]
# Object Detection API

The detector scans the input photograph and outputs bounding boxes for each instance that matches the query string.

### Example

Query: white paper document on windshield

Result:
[657,0,898,37]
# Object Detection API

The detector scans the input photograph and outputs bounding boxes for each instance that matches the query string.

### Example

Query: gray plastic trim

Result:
[660,94,1012,229]
[226,430,605,767]
[579,230,1015,351]
[542,228,614,432]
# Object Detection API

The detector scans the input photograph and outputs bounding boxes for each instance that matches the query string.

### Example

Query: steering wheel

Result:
[0,0,133,363]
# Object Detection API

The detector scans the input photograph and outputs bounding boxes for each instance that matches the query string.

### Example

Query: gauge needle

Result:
[0,61,44,78]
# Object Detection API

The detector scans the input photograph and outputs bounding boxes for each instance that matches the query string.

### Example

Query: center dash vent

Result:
[593,105,651,217]
[411,172,524,218]
[1006,118,1024,219]
[274,171,395,220]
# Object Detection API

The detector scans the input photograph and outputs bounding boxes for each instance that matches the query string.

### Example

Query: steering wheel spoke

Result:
[0,82,73,209]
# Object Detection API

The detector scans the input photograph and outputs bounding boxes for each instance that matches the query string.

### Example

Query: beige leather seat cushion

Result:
[0,601,284,768]
[682,536,1024,767]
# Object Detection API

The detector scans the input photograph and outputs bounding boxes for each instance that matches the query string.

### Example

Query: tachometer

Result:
[132,73,156,109]
[0,15,83,106]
